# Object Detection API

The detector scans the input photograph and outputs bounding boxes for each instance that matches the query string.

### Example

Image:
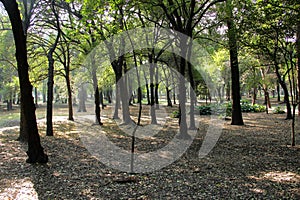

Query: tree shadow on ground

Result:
[0,113,299,199]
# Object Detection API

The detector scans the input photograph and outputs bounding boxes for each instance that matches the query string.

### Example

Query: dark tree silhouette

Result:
[1,0,48,163]
[226,0,244,125]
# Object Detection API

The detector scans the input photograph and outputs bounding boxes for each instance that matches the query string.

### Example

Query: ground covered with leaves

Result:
[0,105,299,199]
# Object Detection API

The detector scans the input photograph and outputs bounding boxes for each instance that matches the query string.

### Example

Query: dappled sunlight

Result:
[249,188,266,194]
[0,178,38,200]
[248,171,300,183]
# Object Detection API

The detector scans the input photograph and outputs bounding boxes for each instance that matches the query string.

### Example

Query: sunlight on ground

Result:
[0,178,38,200]
[249,188,266,194]
[249,171,300,182]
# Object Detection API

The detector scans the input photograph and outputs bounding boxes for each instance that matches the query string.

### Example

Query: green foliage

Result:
[273,106,285,114]
[196,100,266,117]
[198,105,212,115]
[171,110,180,118]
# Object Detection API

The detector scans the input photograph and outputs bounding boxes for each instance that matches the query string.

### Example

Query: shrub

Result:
[252,104,266,112]
[273,106,285,114]
[197,105,211,115]
[196,100,266,117]
[171,110,180,118]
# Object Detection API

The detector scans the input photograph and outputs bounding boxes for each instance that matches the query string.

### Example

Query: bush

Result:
[196,100,266,117]
[273,106,285,114]
[171,110,180,118]
[197,105,211,115]
[252,104,266,112]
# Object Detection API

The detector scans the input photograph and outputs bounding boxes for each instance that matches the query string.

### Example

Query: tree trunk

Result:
[291,104,296,146]
[275,64,293,119]
[66,75,74,121]
[149,62,157,124]
[1,0,48,163]
[252,87,257,105]
[226,0,244,125]
[77,84,87,112]
[155,65,159,109]
[91,59,102,125]
[188,61,196,130]
[177,36,190,139]
[120,61,131,124]
[296,21,300,116]
[18,108,28,142]
[277,81,280,102]
[100,91,105,109]
[143,68,150,105]
[42,80,46,103]
[46,53,54,136]
[95,86,102,125]
[46,1,60,136]
[34,87,39,108]
[107,89,112,103]
[113,80,120,119]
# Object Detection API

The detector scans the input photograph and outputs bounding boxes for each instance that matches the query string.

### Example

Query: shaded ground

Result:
[0,104,299,199]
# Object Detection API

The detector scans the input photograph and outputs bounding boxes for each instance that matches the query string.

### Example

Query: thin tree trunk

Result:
[143,68,150,105]
[46,52,55,136]
[34,87,38,108]
[252,87,257,105]
[46,0,61,136]
[150,62,157,124]
[296,21,300,116]
[120,61,131,124]
[277,82,281,102]
[188,60,196,130]
[275,64,293,119]
[155,64,159,109]
[95,86,102,125]
[113,81,120,119]
[66,75,74,121]
[78,84,87,112]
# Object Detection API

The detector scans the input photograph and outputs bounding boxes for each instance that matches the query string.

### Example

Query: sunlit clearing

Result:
[0,178,38,200]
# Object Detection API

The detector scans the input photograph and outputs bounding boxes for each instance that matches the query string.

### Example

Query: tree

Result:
[46,0,61,136]
[0,0,48,163]
[240,0,297,120]
[153,0,225,137]
[226,0,244,125]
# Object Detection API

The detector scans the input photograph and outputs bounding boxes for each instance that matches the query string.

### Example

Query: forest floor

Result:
[0,103,300,199]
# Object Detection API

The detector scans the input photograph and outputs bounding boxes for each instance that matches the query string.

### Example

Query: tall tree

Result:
[18,0,38,142]
[0,0,48,163]
[154,0,225,137]
[46,0,61,136]
[226,0,244,125]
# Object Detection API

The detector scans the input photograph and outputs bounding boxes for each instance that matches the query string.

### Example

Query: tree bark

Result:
[66,74,74,121]
[1,0,48,163]
[149,62,157,124]
[77,84,87,112]
[95,86,102,125]
[155,65,159,109]
[275,63,293,119]
[277,81,281,102]
[34,87,39,108]
[296,21,300,116]
[46,0,61,136]
[91,57,102,125]
[188,59,196,130]
[143,69,150,105]
[226,0,244,125]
